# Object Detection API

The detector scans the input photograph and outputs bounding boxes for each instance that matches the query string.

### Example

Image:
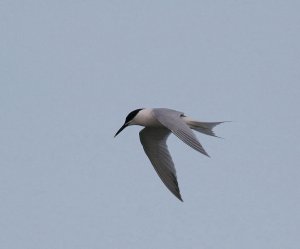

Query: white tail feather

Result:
[184,118,224,137]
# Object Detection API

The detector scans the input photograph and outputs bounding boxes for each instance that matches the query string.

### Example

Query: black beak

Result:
[114,123,128,137]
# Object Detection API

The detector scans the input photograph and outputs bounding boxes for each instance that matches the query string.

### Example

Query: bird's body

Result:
[129,108,163,127]
[115,108,224,201]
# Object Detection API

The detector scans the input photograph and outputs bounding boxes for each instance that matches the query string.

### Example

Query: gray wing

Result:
[152,108,209,157]
[139,127,183,201]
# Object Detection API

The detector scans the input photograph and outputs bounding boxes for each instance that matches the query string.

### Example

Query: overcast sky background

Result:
[1,1,299,248]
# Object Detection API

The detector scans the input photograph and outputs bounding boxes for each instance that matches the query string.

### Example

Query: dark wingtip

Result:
[202,150,210,158]
[176,190,184,202]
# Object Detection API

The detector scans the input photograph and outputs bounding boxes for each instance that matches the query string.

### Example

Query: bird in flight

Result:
[114,108,224,201]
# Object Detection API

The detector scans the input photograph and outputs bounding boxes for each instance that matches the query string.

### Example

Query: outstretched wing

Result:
[139,127,183,201]
[153,108,209,157]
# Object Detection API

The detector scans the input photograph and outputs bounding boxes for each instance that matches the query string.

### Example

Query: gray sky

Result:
[1,1,299,248]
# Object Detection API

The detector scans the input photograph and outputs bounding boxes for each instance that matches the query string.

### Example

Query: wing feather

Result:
[139,127,183,201]
[153,108,209,157]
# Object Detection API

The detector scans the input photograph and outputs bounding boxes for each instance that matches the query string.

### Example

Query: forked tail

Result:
[185,119,224,137]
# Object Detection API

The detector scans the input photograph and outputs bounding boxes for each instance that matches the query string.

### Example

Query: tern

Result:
[114,108,224,201]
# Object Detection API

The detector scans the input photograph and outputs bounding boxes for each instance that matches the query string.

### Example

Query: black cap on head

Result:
[125,108,143,123]
[114,108,143,137]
